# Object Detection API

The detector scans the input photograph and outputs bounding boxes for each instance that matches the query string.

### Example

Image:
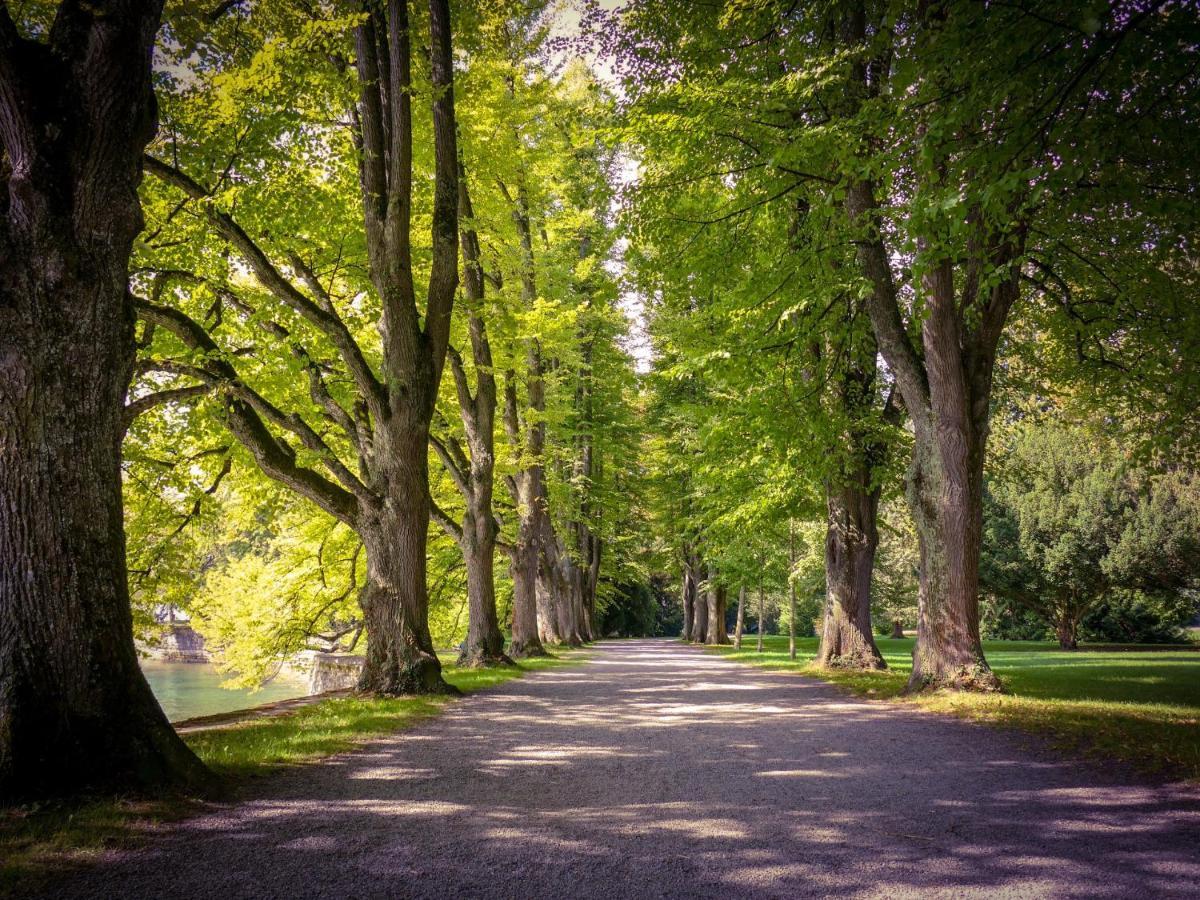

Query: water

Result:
[140,660,308,723]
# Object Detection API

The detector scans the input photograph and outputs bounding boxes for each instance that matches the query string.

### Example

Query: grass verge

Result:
[712,635,1200,782]
[0,651,584,893]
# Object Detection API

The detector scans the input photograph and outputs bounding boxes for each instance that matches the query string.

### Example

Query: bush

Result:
[1080,590,1196,644]
[981,595,1052,641]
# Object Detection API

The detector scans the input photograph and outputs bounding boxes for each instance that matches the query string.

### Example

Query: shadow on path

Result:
[43,640,1200,898]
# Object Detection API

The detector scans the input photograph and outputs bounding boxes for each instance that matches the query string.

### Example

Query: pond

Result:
[140,660,308,723]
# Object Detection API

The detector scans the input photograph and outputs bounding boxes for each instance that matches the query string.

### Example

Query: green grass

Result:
[186,654,576,777]
[713,635,1200,781]
[0,652,583,893]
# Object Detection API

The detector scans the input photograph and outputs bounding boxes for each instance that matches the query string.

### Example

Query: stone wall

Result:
[141,624,210,662]
[287,651,365,694]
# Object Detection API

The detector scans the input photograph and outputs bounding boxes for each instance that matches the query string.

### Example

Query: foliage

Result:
[120,0,643,677]
[981,419,1200,645]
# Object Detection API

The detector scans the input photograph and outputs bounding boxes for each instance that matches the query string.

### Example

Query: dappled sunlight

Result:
[44,640,1200,899]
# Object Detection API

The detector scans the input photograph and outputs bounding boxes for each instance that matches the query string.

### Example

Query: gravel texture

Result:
[42,639,1200,899]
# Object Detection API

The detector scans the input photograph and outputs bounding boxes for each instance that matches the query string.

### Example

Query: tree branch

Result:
[424,0,460,379]
[429,497,463,543]
[429,432,470,498]
[143,154,387,417]
[124,383,212,430]
[136,299,363,525]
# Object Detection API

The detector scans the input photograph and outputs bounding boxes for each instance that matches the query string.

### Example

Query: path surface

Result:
[46,640,1200,899]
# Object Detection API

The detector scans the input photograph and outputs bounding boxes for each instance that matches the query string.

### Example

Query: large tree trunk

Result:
[535,555,567,646]
[0,0,214,803]
[705,582,729,645]
[448,172,509,668]
[842,7,1010,693]
[508,515,547,658]
[458,505,508,667]
[905,407,1002,691]
[353,0,461,694]
[1055,606,1080,651]
[817,479,886,670]
[544,538,583,647]
[357,470,453,694]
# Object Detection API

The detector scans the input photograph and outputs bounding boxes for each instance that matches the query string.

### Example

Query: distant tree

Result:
[982,423,1200,649]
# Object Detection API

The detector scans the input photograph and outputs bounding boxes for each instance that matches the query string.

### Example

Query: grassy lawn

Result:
[713,635,1200,781]
[0,652,583,893]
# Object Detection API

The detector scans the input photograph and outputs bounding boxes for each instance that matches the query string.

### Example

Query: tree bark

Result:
[705,581,729,645]
[691,570,709,644]
[535,554,567,646]
[899,404,1001,690]
[816,479,886,670]
[757,581,766,652]
[0,0,212,802]
[458,503,508,666]
[1055,606,1080,651]
[352,0,460,695]
[890,619,905,639]
[734,585,746,649]
[507,538,546,658]
[681,567,695,641]
[357,505,451,694]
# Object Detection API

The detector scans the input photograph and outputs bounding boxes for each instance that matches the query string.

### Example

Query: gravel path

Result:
[45,639,1200,899]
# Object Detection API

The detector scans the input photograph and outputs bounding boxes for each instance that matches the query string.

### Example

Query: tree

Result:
[428,169,511,667]
[837,1,1200,688]
[982,420,1200,649]
[0,0,211,801]
[138,0,461,694]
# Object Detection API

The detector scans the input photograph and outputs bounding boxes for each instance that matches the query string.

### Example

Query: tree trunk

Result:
[890,620,905,639]
[734,585,746,649]
[508,526,547,659]
[448,170,509,668]
[458,507,509,667]
[0,0,214,802]
[681,572,694,641]
[357,482,454,694]
[691,574,709,644]
[788,522,798,660]
[549,555,583,647]
[817,479,886,670]
[584,538,601,641]
[536,556,567,646]
[353,0,462,694]
[757,582,766,653]
[569,559,589,644]
[706,582,729,645]
[905,408,1002,692]
[1055,609,1080,651]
